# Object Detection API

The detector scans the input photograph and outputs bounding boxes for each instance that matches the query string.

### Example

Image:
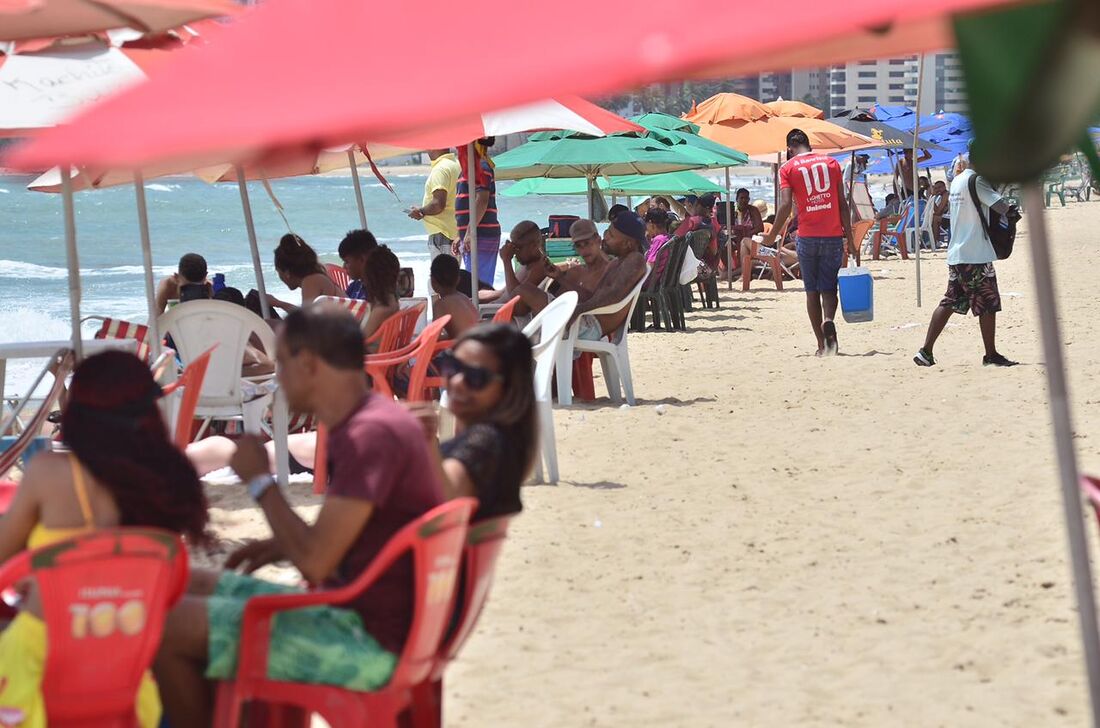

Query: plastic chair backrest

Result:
[595,267,649,347]
[368,303,426,354]
[324,263,351,293]
[437,515,513,668]
[851,219,875,247]
[0,529,188,726]
[396,317,451,403]
[87,316,152,363]
[660,237,689,291]
[545,239,575,264]
[523,292,578,400]
[687,228,712,259]
[160,346,215,450]
[491,296,521,324]
[314,295,370,324]
[158,301,275,409]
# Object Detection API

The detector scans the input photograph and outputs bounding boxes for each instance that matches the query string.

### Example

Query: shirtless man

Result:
[155,253,211,314]
[511,219,611,316]
[495,220,552,314]
[429,254,479,339]
[571,213,648,341]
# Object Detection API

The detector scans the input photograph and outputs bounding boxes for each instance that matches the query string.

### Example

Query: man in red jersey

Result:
[760,128,856,356]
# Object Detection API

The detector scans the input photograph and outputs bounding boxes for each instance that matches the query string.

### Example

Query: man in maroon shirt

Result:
[155,306,443,728]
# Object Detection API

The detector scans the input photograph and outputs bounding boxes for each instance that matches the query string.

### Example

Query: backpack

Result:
[968,174,1021,260]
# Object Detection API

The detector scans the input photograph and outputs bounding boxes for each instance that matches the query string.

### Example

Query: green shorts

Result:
[205,572,397,690]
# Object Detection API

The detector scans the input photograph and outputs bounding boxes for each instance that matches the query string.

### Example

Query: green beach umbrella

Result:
[493,135,708,180]
[631,112,700,133]
[501,170,724,198]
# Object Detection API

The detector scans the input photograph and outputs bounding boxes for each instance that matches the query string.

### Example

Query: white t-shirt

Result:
[947,169,1002,265]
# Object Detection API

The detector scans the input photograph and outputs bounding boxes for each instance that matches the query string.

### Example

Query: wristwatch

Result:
[247,474,277,502]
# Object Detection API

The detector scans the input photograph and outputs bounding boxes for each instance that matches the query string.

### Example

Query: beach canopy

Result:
[493,136,707,180]
[0,0,236,42]
[828,112,948,151]
[501,171,724,198]
[0,31,208,137]
[4,0,1033,173]
[684,97,874,159]
[765,99,825,119]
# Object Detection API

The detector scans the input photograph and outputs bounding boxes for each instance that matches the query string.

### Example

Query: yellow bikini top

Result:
[27,454,96,550]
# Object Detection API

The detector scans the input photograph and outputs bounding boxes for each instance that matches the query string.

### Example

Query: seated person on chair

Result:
[930,180,950,246]
[266,234,343,314]
[430,254,480,340]
[510,219,611,317]
[155,253,212,314]
[155,307,443,728]
[0,351,210,728]
[876,193,901,220]
[570,213,648,342]
[338,228,378,300]
[491,220,552,313]
[361,245,402,345]
[643,209,673,289]
[409,324,534,521]
[674,193,721,270]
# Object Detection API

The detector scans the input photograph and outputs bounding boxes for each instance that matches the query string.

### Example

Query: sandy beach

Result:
[200,202,1100,726]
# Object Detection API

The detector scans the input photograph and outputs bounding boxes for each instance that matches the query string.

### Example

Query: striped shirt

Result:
[455,156,500,240]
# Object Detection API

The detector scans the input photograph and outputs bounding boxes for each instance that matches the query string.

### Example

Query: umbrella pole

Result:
[466,143,479,313]
[236,166,272,320]
[61,166,83,360]
[588,176,596,220]
[347,148,368,228]
[725,167,733,291]
[912,54,925,308]
[1023,183,1100,725]
[133,170,161,360]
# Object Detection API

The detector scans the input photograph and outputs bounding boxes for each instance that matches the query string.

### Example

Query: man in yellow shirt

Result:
[408,148,460,260]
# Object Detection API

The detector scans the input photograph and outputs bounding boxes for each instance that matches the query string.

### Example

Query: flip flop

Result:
[823,320,838,356]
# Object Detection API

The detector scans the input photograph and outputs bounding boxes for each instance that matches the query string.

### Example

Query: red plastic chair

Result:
[212,498,477,728]
[367,317,451,402]
[1081,475,1100,527]
[324,263,351,294]
[740,219,789,292]
[0,529,189,727]
[160,345,215,450]
[871,214,908,260]
[366,303,426,355]
[491,296,521,324]
[409,515,514,728]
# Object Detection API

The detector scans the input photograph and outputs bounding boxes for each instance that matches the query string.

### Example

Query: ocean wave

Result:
[0,260,268,280]
[146,183,179,192]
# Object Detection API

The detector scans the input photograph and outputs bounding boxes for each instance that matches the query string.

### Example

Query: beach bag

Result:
[679,245,701,285]
[969,175,1021,260]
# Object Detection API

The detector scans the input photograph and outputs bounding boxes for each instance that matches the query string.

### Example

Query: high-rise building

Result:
[826,53,968,117]
[759,69,829,109]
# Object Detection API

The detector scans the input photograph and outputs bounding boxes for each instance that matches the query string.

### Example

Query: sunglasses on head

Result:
[436,350,503,391]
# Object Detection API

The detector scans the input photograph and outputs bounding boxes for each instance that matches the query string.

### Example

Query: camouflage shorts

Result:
[205,572,396,690]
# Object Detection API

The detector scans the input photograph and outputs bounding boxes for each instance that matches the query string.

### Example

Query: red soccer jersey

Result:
[779,152,845,238]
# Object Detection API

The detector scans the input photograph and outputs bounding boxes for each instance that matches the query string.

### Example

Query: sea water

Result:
[0,171,781,395]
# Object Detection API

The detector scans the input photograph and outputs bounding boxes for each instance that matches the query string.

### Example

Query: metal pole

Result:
[347,148,368,228]
[133,171,161,359]
[465,143,479,310]
[725,167,734,290]
[912,54,925,308]
[60,166,83,359]
[1023,183,1100,726]
[236,166,272,319]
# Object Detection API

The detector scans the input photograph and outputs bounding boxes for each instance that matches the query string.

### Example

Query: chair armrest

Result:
[235,518,426,681]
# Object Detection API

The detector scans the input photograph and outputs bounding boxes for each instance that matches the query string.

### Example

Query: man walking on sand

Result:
[408,148,460,260]
[913,154,1017,368]
[759,129,856,356]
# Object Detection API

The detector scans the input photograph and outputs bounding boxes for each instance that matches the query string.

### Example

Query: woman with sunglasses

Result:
[414,324,536,520]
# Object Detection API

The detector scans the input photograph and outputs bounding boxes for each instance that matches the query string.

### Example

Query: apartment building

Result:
[826,53,968,117]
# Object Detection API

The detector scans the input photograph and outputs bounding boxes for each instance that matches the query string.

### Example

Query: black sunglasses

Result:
[436,350,503,391]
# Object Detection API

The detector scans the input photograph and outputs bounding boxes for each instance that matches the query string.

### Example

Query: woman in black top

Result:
[416,324,536,520]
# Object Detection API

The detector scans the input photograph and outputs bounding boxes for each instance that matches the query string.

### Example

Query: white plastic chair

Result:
[522,292,578,484]
[554,266,649,407]
[158,300,290,484]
